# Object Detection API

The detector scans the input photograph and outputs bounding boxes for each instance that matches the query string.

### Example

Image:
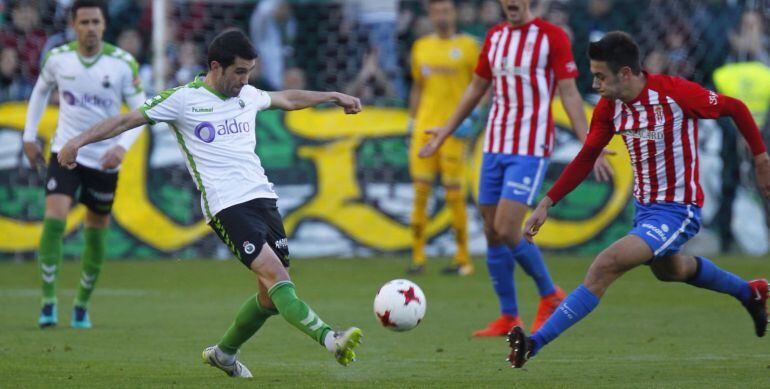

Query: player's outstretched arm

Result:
[57,110,149,169]
[268,90,362,114]
[418,75,491,158]
[718,95,770,198]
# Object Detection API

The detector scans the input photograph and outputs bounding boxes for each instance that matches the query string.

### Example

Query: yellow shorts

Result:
[409,130,467,186]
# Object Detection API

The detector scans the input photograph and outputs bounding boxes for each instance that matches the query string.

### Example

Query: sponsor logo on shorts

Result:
[87,189,115,202]
[243,241,256,255]
[47,177,57,191]
[274,238,289,250]
[645,230,661,242]
[506,180,531,196]
[642,223,667,241]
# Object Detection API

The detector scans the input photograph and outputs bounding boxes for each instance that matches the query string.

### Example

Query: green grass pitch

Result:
[1,255,769,388]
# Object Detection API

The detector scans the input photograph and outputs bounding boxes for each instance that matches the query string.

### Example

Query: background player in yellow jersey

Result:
[407,0,481,275]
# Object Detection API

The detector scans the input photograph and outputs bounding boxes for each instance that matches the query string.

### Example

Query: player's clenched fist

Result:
[332,93,362,114]
[57,141,80,170]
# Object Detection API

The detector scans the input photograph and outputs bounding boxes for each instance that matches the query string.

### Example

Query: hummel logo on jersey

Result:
[192,106,214,113]
[61,75,76,80]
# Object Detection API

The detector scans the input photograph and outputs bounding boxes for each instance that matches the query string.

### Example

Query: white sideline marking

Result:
[0,288,155,297]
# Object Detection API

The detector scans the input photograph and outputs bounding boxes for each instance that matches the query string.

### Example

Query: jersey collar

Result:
[73,41,105,68]
[191,74,229,101]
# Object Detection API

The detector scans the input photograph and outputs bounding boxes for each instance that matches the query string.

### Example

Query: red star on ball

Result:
[377,310,397,328]
[398,287,421,305]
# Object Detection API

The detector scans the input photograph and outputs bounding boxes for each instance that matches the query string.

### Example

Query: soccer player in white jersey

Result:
[23,0,146,329]
[420,0,613,337]
[506,31,770,368]
[57,29,364,377]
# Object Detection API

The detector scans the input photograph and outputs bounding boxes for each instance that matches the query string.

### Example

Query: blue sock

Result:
[486,245,518,317]
[512,240,556,296]
[531,285,599,355]
[686,256,751,303]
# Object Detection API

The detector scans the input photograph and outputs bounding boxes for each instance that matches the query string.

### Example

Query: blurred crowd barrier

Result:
[1,0,768,259]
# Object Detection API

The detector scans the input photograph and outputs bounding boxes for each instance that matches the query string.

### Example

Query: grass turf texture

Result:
[1,255,769,388]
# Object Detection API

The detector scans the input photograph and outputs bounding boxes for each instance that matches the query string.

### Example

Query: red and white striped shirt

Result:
[475,18,578,157]
[587,74,725,207]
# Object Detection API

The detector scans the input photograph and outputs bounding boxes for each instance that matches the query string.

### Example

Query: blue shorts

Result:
[629,201,701,260]
[478,153,549,206]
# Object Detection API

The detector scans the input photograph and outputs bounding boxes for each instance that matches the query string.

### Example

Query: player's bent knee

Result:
[584,251,624,294]
[650,255,695,282]
[483,226,505,246]
[650,265,678,282]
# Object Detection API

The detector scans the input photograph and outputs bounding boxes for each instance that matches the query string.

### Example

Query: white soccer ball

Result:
[373,279,426,331]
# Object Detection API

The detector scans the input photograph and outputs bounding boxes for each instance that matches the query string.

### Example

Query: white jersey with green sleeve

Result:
[138,76,277,221]
[23,41,145,170]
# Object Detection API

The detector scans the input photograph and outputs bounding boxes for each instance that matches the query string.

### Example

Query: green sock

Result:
[39,218,65,305]
[218,294,278,355]
[74,227,107,307]
[268,281,332,346]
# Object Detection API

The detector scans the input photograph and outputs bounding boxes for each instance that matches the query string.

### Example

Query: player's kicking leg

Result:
[203,243,362,378]
[650,253,768,337]
[249,244,363,366]
[507,235,651,367]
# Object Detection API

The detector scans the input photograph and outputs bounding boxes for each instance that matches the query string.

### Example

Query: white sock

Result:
[323,331,336,352]
[215,345,236,365]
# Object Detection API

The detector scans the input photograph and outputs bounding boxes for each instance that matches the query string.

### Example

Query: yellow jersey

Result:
[411,33,480,131]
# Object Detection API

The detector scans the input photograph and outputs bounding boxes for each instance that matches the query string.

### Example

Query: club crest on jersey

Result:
[243,241,256,255]
[238,99,245,108]
[102,75,111,89]
[654,105,665,124]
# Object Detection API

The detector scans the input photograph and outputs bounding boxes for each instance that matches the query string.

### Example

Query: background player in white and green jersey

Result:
[22,0,146,329]
[57,29,364,377]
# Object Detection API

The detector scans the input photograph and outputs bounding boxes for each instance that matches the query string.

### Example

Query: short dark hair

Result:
[70,0,108,22]
[587,31,642,75]
[207,29,258,70]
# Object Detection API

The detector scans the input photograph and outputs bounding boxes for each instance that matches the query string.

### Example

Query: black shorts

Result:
[209,198,290,269]
[45,153,119,215]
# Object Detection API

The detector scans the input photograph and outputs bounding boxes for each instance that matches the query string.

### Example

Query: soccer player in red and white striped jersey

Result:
[420,0,612,337]
[507,31,770,369]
